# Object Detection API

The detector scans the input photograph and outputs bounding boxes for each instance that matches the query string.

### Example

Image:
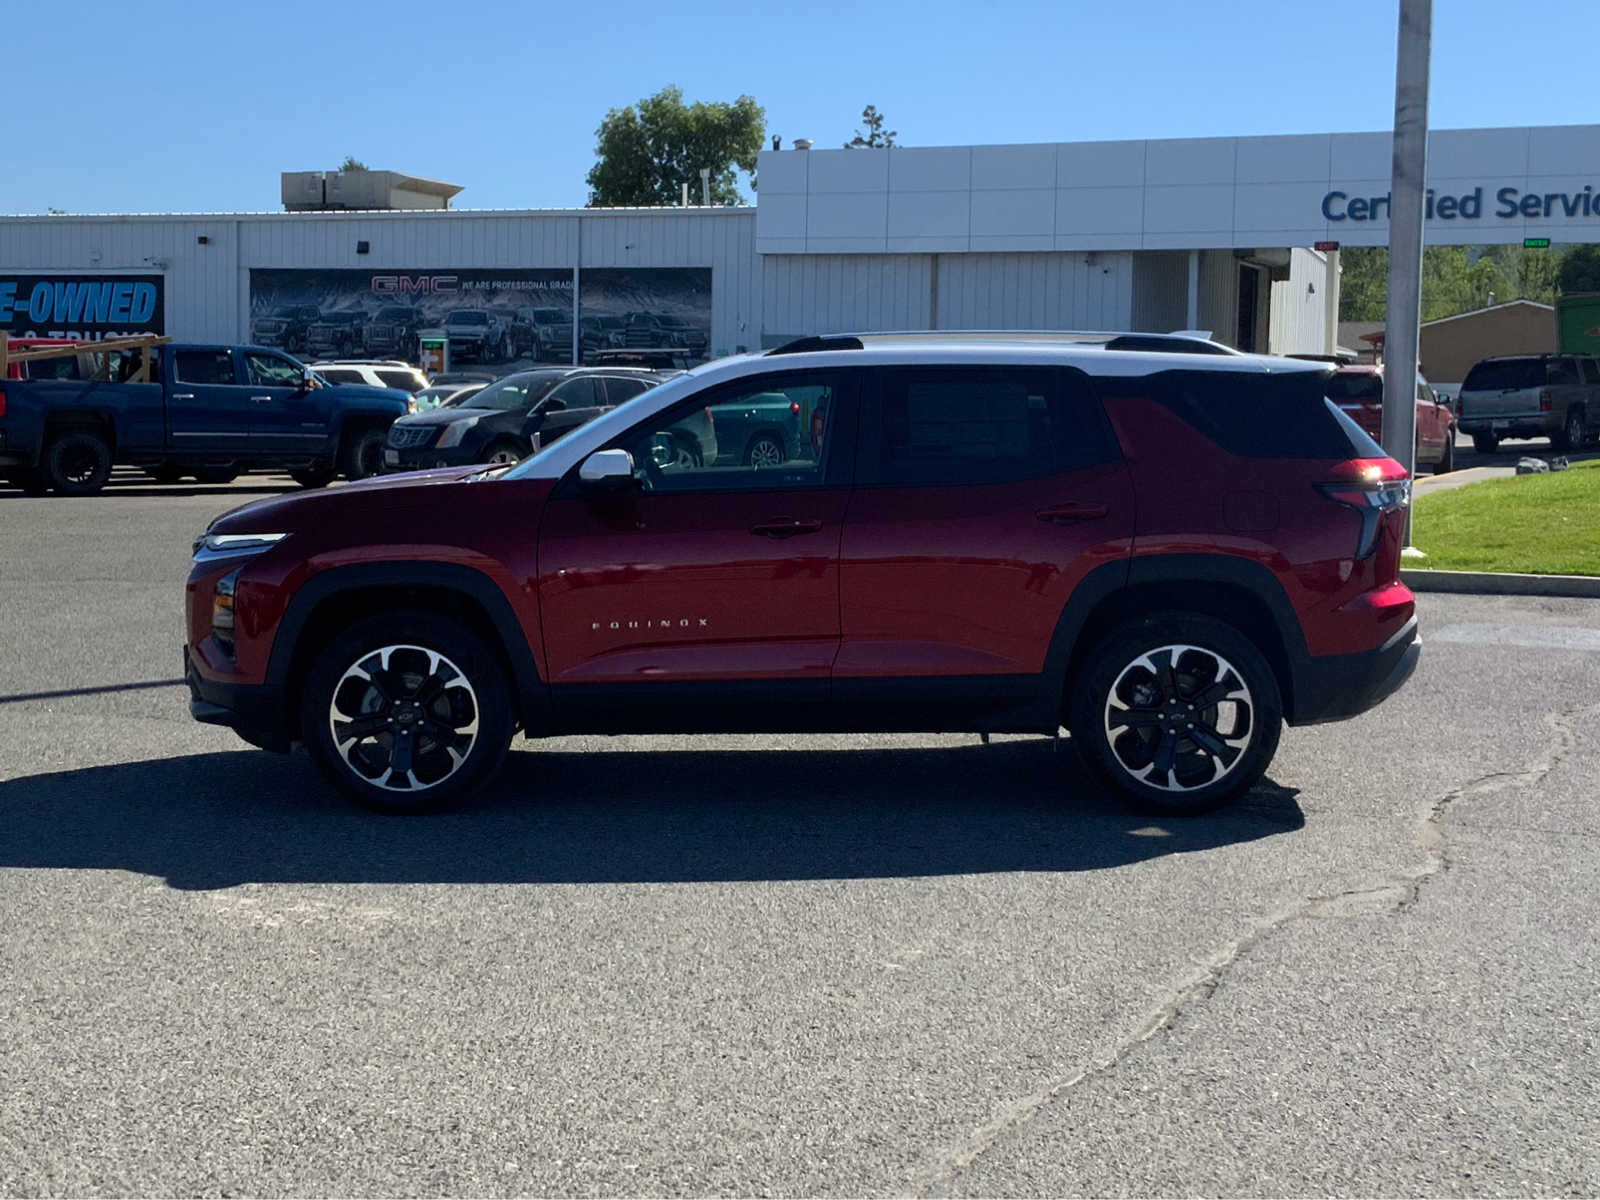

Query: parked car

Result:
[185,331,1419,816]
[1457,353,1600,452]
[650,388,814,469]
[443,309,512,363]
[593,348,697,370]
[412,381,489,411]
[363,306,425,361]
[624,311,709,357]
[310,360,429,394]
[249,305,321,353]
[1,343,408,494]
[381,367,660,471]
[1323,365,1456,473]
[581,314,628,362]
[510,307,574,362]
[306,310,369,358]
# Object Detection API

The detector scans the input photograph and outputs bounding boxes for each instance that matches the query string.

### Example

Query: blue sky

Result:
[3,0,1593,215]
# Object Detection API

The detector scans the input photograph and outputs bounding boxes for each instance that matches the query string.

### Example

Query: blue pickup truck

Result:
[0,343,410,494]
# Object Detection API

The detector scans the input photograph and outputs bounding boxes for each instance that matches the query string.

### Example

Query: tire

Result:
[300,610,514,813]
[483,439,524,467]
[290,466,336,489]
[1471,431,1499,455]
[193,465,239,484]
[744,433,787,468]
[145,464,185,485]
[1068,612,1283,816]
[42,429,113,495]
[1434,431,1455,474]
[1553,408,1584,453]
[340,427,386,481]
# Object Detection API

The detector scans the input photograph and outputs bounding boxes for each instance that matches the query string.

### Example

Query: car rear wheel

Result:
[744,434,786,468]
[301,611,514,813]
[1435,432,1455,474]
[1471,431,1499,454]
[42,430,113,495]
[290,466,336,489]
[1068,613,1282,815]
[1554,409,1584,453]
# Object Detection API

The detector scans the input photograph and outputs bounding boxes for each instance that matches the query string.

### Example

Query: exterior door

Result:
[537,370,854,699]
[837,365,1134,683]
[166,348,252,447]
[242,350,331,453]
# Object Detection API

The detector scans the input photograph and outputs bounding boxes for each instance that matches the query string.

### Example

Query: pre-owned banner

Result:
[248,266,712,377]
[0,273,165,339]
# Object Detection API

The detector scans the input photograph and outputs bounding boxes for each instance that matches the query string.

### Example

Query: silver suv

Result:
[1458,354,1600,453]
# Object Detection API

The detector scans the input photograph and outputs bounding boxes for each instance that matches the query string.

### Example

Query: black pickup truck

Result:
[0,343,410,494]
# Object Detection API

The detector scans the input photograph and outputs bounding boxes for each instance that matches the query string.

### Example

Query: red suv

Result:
[185,333,1419,815]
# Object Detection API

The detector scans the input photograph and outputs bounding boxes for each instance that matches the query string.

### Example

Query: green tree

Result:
[1338,247,1388,320]
[845,105,896,149]
[1557,244,1600,294]
[339,155,369,172]
[1340,243,1574,322]
[587,86,765,207]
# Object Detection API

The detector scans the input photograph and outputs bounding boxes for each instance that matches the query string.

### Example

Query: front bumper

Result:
[1289,615,1421,725]
[185,644,291,752]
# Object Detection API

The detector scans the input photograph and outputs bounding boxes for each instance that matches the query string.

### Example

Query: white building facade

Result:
[3,124,1596,359]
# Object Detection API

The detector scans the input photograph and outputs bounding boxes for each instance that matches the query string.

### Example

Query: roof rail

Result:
[767,329,1242,355]
[767,335,866,355]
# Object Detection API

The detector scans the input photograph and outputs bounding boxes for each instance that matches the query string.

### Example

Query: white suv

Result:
[309,360,429,394]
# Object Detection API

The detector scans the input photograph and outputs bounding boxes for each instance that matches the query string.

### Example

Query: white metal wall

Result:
[1129,252,1190,332]
[1268,247,1329,356]
[0,208,761,357]
[761,254,934,344]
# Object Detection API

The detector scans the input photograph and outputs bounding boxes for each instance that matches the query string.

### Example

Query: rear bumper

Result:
[1289,616,1421,725]
[185,645,291,752]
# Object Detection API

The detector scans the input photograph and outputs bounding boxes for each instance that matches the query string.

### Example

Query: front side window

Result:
[859,366,1109,486]
[609,373,838,492]
[546,377,599,408]
[175,350,236,385]
[245,353,303,387]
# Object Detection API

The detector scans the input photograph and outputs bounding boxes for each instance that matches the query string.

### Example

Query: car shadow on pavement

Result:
[0,741,1303,891]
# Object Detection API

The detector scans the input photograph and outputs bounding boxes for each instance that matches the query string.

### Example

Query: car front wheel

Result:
[1069,613,1282,815]
[301,611,514,813]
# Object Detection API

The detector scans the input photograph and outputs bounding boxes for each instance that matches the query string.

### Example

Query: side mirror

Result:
[578,448,637,491]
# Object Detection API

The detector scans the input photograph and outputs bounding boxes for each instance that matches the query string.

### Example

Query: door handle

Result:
[1037,502,1108,525]
[172,393,195,400]
[250,395,273,403]
[749,517,824,539]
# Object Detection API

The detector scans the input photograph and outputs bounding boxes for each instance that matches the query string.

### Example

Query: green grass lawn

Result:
[1411,459,1600,576]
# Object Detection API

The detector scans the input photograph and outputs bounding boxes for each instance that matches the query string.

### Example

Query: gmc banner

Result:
[0,273,165,339]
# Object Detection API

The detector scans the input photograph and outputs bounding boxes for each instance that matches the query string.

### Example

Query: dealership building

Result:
[2,123,1597,364]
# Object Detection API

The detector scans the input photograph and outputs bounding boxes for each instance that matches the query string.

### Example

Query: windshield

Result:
[272,307,301,318]
[323,312,359,325]
[1463,358,1544,391]
[448,311,488,326]
[376,307,414,321]
[534,308,566,322]
[658,314,690,327]
[1325,374,1384,401]
[467,372,561,412]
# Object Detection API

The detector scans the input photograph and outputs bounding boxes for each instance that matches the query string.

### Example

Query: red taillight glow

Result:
[0,387,7,419]
[790,401,801,414]
[1318,458,1411,560]
[1539,389,1553,413]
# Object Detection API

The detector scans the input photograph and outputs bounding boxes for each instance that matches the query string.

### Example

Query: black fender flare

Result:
[265,561,549,731]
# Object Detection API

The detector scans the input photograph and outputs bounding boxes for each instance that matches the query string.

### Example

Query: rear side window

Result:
[602,376,651,404]
[318,368,363,385]
[860,366,1115,486]
[175,350,236,385]
[1547,358,1580,386]
[1109,368,1358,459]
[1462,358,1543,391]
[376,369,421,391]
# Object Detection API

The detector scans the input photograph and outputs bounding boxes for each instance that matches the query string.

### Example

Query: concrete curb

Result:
[1403,569,1600,598]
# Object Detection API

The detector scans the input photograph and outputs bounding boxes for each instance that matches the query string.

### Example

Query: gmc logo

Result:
[371,275,459,295]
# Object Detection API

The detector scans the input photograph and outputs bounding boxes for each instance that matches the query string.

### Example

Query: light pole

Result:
[1383,0,1431,551]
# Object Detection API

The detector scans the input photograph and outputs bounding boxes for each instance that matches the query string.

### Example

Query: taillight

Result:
[1539,390,1553,413]
[0,387,7,419]
[1317,458,1411,560]
[790,401,801,414]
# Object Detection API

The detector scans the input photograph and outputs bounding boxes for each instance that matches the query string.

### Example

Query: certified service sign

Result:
[0,273,165,339]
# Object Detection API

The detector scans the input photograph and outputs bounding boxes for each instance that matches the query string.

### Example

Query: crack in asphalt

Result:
[913,702,1592,1198]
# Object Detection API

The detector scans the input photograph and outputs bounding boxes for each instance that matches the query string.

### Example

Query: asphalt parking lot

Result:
[2,470,1597,1197]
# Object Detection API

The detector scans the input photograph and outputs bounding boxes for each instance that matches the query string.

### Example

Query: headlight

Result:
[435,417,480,448]
[193,531,289,560]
